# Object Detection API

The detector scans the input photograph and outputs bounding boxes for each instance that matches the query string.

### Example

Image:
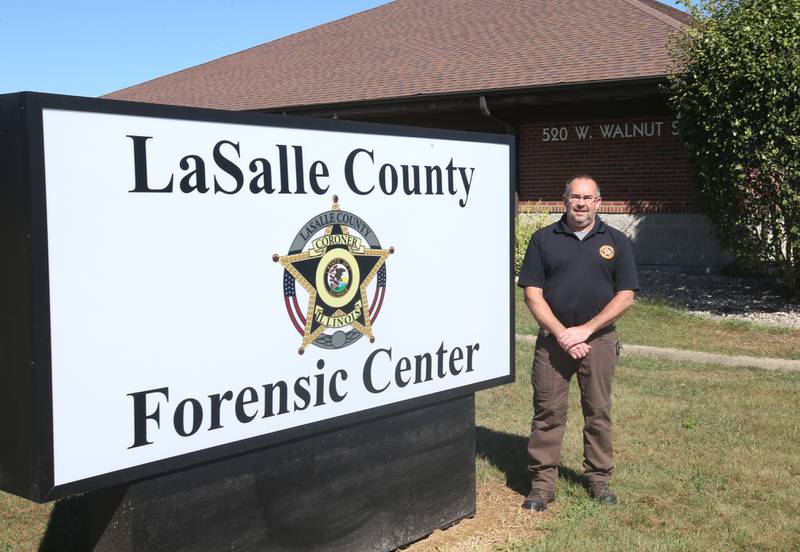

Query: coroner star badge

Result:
[273,196,394,354]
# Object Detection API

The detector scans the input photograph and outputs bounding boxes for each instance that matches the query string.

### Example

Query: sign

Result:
[0,93,514,501]
[540,119,680,142]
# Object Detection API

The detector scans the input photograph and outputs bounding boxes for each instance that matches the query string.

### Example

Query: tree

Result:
[668,0,800,293]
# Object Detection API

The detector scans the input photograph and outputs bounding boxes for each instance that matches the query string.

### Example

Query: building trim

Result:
[256,75,670,117]
[521,200,697,215]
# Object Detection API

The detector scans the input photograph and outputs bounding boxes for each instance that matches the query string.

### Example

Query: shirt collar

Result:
[554,214,606,237]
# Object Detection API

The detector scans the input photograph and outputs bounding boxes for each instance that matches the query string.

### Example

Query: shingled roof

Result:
[105,0,687,111]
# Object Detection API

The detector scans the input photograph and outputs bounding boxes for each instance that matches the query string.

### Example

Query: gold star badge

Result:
[273,196,394,354]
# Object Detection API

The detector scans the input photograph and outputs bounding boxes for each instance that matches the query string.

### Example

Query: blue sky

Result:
[1,0,685,98]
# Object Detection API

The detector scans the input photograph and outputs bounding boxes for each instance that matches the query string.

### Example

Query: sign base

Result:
[88,395,476,551]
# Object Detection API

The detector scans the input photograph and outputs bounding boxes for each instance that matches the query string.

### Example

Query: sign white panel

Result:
[40,107,512,486]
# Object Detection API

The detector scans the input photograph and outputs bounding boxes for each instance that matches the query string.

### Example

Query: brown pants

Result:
[527,330,618,493]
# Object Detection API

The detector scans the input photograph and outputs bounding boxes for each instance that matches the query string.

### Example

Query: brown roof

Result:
[105,0,686,111]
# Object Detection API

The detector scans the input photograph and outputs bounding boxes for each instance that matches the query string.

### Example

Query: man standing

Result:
[517,175,638,511]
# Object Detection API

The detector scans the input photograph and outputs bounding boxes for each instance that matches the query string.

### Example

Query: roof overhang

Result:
[255,75,671,118]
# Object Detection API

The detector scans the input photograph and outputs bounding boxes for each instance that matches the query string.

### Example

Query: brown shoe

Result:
[588,480,617,504]
[522,488,555,511]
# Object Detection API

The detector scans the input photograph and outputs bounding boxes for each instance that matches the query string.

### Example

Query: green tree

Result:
[668,0,800,293]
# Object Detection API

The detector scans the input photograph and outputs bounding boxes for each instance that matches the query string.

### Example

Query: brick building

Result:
[107,0,731,271]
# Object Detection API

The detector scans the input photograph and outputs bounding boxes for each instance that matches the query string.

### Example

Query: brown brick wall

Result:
[518,116,694,214]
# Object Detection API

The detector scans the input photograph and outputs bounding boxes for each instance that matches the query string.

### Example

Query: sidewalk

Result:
[514,334,800,373]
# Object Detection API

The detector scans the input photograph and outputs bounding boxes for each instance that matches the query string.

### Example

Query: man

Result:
[517,175,639,511]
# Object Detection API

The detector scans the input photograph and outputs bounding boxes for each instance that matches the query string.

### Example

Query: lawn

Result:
[0,493,83,552]
[515,287,800,360]
[462,341,800,551]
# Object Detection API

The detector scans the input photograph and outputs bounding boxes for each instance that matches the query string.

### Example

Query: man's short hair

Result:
[564,175,601,198]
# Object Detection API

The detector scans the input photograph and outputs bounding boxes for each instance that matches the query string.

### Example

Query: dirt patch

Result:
[401,479,550,551]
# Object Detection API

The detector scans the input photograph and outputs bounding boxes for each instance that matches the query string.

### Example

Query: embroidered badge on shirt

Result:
[599,245,615,259]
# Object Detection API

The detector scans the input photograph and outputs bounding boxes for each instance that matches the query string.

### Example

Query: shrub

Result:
[515,202,551,275]
[668,0,800,294]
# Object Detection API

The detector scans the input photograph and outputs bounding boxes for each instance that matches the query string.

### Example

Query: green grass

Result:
[476,340,800,551]
[0,494,53,551]
[0,493,84,551]
[515,287,800,360]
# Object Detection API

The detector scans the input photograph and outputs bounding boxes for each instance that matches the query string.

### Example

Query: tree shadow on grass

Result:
[39,495,88,552]
[476,426,584,496]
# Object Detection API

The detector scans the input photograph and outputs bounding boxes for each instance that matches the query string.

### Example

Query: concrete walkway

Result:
[514,334,800,373]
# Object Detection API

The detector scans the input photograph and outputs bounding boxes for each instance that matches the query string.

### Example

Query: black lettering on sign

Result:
[362,341,480,394]
[128,136,173,193]
[128,138,328,196]
[124,341,477,447]
[128,387,170,448]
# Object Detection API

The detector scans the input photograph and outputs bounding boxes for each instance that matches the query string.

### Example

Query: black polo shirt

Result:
[517,215,639,329]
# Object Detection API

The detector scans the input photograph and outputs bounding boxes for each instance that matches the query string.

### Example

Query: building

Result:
[106,0,732,271]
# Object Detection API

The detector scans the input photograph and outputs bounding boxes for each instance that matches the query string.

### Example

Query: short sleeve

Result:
[613,235,640,292]
[517,230,545,288]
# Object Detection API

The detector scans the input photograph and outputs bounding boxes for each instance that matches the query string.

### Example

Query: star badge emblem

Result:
[273,196,394,354]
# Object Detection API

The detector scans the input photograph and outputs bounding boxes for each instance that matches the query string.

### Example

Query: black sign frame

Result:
[0,92,516,503]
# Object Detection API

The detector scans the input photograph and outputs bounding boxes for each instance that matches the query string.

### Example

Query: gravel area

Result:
[638,269,800,329]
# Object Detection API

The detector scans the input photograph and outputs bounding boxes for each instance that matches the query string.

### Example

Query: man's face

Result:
[563,178,601,230]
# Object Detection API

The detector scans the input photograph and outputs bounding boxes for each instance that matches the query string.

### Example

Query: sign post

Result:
[0,92,514,550]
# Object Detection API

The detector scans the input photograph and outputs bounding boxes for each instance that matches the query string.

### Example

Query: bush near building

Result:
[515,202,551,275]
[668,0,800,294]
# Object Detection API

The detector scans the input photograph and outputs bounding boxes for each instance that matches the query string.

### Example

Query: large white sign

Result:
[40,106,512,487]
